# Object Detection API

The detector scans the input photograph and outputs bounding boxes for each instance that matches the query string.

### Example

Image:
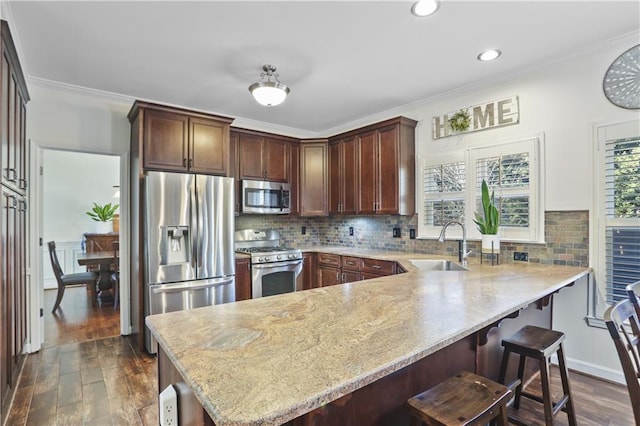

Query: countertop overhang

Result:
[146,248,590,426]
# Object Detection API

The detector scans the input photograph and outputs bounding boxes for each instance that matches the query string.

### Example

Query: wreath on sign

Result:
[448,109,471,133]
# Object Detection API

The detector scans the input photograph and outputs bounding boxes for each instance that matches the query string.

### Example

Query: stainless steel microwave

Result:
[242,180,291,214]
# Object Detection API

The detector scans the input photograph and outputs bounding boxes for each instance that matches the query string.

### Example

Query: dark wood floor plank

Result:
[109,396,144,425]
[26,388,57,426]
[5,386,33,426]
[56,401,83,425]
[82,381,111,421]
[57,371,82,407]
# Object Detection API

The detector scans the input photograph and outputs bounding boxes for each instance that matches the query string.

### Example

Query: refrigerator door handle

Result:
[190,179,199,272]
[150,278,235,294]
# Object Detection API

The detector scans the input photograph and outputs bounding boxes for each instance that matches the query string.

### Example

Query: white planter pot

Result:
[481,234,500,254]
[95,221,112,234]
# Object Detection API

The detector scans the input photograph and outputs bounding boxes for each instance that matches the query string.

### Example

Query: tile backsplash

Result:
[235,210,589,266]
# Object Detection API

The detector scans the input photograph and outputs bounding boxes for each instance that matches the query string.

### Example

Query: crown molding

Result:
[28,77,135,105]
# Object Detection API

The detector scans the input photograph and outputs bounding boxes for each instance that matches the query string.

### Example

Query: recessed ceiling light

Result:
[411,0,440,17]
[477,49,502,61]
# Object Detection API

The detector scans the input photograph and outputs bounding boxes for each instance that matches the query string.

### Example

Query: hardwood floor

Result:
[4,287,635,425]
[6,287,158,426]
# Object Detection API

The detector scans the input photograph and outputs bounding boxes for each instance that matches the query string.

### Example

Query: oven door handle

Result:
[252,261,302,270]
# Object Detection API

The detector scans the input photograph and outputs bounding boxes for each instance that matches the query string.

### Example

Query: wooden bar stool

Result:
[498,325,577,426]
[406,371,512,426]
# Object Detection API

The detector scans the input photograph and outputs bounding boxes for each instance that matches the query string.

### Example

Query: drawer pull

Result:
[372,265,381,269]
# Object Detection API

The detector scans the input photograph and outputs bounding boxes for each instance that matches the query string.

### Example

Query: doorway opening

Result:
[40,148,121,348]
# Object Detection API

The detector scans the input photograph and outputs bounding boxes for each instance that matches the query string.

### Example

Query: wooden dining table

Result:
[77,251,117,305]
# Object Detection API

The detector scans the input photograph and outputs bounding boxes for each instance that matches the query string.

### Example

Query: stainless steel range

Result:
[235,229,303,298]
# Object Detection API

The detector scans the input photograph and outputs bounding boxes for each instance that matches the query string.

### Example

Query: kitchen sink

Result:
[409,259,469,271]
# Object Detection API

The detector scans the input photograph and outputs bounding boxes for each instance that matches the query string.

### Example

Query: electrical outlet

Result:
[514,251,529,262]
[392,227,401,238]
[349,226,354,236]
[301,226,306,235]
[159,384,178,426]
[409,229,416,240]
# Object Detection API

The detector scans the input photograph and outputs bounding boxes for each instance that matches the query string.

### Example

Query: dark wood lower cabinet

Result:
[234,258,251,301]
[159,299,552,426]
[302,253,316,290]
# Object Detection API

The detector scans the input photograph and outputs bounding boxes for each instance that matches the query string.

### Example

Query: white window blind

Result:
[423,161,466,227]
[602,135,640,304]
[475,152,530,228]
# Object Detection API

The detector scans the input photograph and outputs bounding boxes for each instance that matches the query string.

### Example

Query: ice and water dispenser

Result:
[160,225,190,265]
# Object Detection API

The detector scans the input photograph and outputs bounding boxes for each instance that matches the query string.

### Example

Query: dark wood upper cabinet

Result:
[299,140,328,216]
[190,117,229,175]
[329,137,357,215]
[237,132,290,182]
[331,117,417,216]
[129,101,233,176]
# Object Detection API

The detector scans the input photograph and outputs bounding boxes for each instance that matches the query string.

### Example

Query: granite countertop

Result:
[146,248,590,426]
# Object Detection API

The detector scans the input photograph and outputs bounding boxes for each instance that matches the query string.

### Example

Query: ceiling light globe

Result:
[478,49,502,61]
[411,0,439,17]
[249,82,290,107]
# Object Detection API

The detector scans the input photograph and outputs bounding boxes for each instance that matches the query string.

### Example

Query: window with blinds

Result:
[476,153,530,228]
[423,161,465,227]
[417,137,542,242]
[603,136,640,304]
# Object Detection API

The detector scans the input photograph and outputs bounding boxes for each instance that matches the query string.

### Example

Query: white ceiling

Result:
[7,1,640,135]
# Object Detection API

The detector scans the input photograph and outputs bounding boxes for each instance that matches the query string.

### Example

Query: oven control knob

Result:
[276,255,282,260]
[263,256,270,262]
[289,254,296,259]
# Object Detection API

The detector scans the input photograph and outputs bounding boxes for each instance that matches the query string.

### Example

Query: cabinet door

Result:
[302,252,316,290]
[1,50,10,188]
[289,143,299,216]
[264,138,289,182]
[143,110,189,171]
[0,191,8,405]
[238,134,265,180]
[189,117,229,175]
[328,142,342,215]
[341,137,358,215]
[229,131,241,214]
[299,142,327,216]
[318,265,341,287]
[376,125,400,214]
[341,270,361,283]
[234,258,251,301]
[357,131,377,214]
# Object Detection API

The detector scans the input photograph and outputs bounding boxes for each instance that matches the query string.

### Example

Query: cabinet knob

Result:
[189,159,193,168]
[183,158,187,167]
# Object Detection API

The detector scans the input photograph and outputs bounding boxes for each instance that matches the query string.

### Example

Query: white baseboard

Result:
[554,355,625,385]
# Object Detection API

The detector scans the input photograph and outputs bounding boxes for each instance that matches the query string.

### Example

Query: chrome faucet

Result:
[438,221,471,267]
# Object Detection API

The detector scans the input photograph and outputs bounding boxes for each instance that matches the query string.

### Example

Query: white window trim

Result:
[591,119,640,319]
[417,134,545,244]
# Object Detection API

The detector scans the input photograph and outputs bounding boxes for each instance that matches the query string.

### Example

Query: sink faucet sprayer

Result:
[438,221,471,267]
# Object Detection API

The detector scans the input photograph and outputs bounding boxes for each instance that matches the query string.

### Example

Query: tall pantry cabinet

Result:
[0,20,29,424]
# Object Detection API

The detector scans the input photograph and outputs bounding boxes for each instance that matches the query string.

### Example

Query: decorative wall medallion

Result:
[603,44,640,109]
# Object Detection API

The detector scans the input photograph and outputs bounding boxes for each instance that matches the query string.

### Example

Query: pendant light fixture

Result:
[248,64,290,107]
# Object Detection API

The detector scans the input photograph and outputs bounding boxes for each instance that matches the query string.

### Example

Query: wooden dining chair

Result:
[47,241,98,312]
[604,298,640,425]
[627,281,640,320]
[111,241,120,310]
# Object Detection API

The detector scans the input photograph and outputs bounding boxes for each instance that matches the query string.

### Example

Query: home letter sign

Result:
[432,96,519,140]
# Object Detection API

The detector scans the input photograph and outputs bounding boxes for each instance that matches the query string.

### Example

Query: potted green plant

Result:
[448,108,471,133]
[472,179,500,253]
[86,202,119,233]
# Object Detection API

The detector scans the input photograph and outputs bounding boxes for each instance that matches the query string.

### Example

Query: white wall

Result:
[43,149,119,242]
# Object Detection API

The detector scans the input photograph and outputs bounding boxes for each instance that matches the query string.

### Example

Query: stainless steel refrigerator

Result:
[144,171,235,353]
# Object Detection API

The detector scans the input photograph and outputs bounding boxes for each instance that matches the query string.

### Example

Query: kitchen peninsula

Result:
[146,252,589,426]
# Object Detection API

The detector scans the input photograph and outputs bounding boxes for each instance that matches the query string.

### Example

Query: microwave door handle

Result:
[280,187,284,211]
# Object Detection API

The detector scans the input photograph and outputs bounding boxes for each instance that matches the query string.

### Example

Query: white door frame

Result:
[27,142,131,352]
